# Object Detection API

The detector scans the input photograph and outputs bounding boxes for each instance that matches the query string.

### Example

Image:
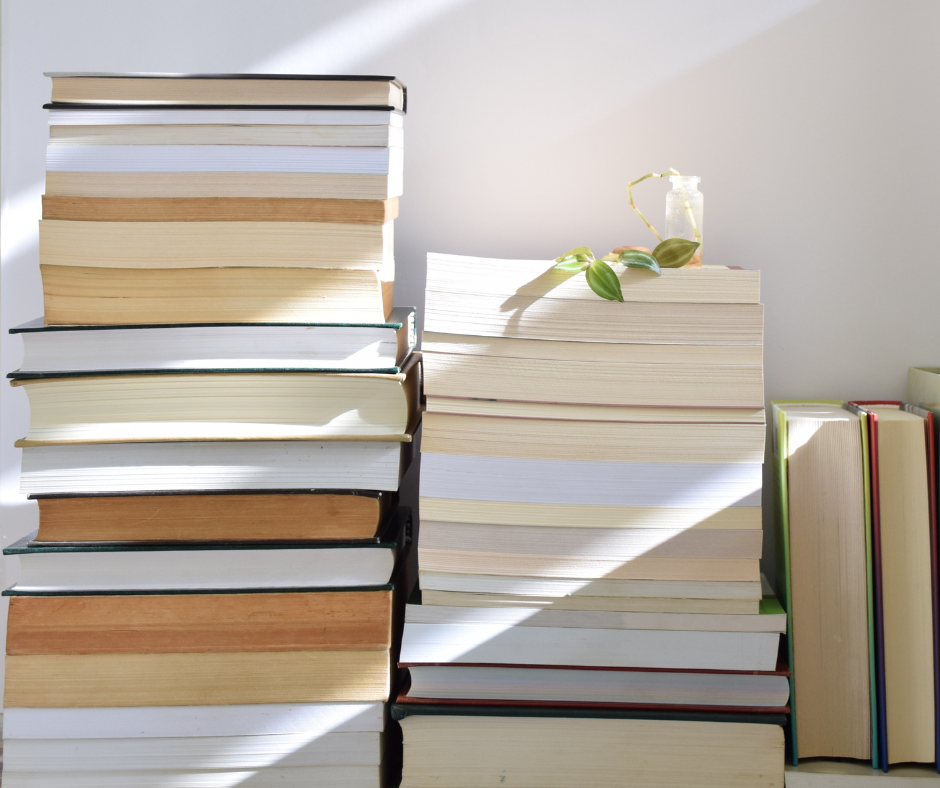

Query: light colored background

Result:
[2,0,939,698]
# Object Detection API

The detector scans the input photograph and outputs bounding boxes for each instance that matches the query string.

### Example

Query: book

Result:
[422,352,763,407]
[785,760,940,785]
[398,618,779,671]
[421,412,765,463]
[425,294,763,345]
[4,529,403,592]
[416,553,757,582]
[46,73,406,110]
[426,253,761,303]
[47,143,403,174]
[11,308,415,376]
[40,265,394,325]
[7,587,394,653]
[47,107,404,127]
[425,397,766,424]
[396,712,783,788]
[403,665,790,710]
[772,402,875,763]
[4,701,386,738]
[403,597,786,633]
[424,253,763,343]
[420,453,762,507]
[1,767,383,788]
[45,171,402,200]
[851,402,939,768]
[42,196,400,223]
[423,331,764,364]
[4,650,391,707]
[418,521,763,561]
[14,355,420,444]
[418,590,759,615]
[19,438,414,494]
[416,573,762,602]
[39,218,395,270]
[49,123,404,147]
[31,490,393,543]
[4,732,383,769]
[419,497,761,530]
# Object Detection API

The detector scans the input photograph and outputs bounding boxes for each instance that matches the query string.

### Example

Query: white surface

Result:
[1,767,380,788]
[20,440,406,493]
[4,732,382,770]
[14,543,395,591]
[404,603,787,632]
[46,144,399,173]
[17,324,404,373]
[4,0,939,697]
[3,703,385,738]
[420,453,762,506]
[400,621,780,670]
[408,664,791,706]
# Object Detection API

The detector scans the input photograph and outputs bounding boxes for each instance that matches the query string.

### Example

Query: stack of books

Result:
[775,384,940,781]
[396,253,785,787]
[3,73,418,788]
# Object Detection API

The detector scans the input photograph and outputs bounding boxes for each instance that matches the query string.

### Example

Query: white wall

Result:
[3,0,940,695]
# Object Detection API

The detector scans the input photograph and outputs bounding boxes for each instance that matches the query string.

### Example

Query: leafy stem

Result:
[555,239,699,301]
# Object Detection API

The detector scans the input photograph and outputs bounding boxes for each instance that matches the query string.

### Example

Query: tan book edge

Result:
[418,498,762,530]
[49,124,402,147]
[7,591,393,654]
[43,195,399,223]
[40,265,393,325]
[424,397,766,424]
[45,172,400,200]
[39,219,393,270]
[425,252,762,304]
[419,523,763,559]
[424,295,764,345]
[399,716,783,788]
[422,332,764,365]
[418,590,760,615]
[50,76,403,109]
[35,492,387,543]
[5,650,390,706]
[421,413,765,464]
[14,354,421,446]
[415,552,760,582]
[423,353,764,408]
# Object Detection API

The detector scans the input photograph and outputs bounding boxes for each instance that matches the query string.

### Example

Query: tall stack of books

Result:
[3,73,418,788]
[397,253,785,787]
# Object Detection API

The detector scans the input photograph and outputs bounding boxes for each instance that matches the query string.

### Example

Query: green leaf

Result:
[555,246,594,263]
[599,252,620,262]
[652,238,700,268]
[554,258,591,272]
[585,260,624,302]
[617,249,662,275]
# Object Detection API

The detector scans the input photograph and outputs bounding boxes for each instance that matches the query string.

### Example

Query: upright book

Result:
[849,401,939,771]
[772,401,876,765]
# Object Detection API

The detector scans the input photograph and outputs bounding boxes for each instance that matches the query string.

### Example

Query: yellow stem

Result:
[627,168,680,243]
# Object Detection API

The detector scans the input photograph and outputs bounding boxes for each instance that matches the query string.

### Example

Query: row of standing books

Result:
[776,369,940,776]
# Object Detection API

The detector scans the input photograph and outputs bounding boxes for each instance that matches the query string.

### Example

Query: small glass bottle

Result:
[665,175,703,256]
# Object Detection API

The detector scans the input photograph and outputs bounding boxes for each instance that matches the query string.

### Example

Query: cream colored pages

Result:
[872,407,935,764]
[784,404,870,759]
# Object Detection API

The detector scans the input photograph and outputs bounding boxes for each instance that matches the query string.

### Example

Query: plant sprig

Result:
[555,238,699,301]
